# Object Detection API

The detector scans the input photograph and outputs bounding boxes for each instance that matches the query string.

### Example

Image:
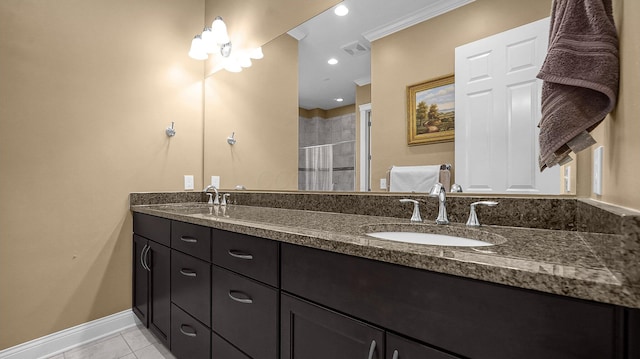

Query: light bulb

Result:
[201,27,216,54]
[224,62,243,72]
[237,54,252,68]
[334,5,349,16]
[249,47,264,59]
[211,16,230,45]
[188,35,208,60]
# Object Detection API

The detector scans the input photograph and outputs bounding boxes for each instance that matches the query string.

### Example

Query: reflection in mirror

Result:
[292,0,474,192]
[204,0,586,196]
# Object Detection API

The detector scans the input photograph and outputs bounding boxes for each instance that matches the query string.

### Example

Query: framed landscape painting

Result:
[407,74,455,146]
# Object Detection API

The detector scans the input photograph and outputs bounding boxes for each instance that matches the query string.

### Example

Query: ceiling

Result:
[289,0,474,110]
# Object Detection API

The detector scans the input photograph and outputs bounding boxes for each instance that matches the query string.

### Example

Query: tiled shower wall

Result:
[298,112,356,191]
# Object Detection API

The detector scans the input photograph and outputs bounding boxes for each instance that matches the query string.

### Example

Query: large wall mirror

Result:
[203,0,587,195]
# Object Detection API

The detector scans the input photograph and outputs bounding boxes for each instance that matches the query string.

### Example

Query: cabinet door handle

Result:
[144,245,151,272]
[228,290,253,304]
[140,244,149,271]
[367,340,376,359]
[392,350,399,359]
[180,236,198,243]
[142,245,151,272]
[179,324,197,337]
[228,250,253,260]
[179,269,197,277]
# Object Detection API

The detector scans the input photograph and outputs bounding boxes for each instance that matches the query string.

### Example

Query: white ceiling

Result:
[290,0,474,110]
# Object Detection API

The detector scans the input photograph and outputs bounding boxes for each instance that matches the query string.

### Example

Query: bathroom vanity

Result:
[131,193,640,359]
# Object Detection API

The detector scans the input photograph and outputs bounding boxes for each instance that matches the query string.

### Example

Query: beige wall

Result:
[590,0,640,210]
[203,34,299,190]
[370,0,553,191]
[0,0,204,349]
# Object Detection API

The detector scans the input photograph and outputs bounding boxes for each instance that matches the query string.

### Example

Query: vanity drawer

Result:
[212,332,251,359]
[212,265,278,359]
[171,250,211,327]
[171,304,211,359]
[133,213,170,246]
[171,220,211,262]
[211,229,279,287]
[281,243,621,359]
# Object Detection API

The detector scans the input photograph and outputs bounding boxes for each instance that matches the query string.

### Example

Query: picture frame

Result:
[407,74,455,146]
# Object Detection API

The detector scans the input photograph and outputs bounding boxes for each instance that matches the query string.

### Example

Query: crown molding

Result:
[363,0,475,42]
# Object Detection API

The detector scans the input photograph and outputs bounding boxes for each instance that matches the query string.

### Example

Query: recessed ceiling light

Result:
[328,58,338,65]
[335,98,344,102]
[334,5,349,16]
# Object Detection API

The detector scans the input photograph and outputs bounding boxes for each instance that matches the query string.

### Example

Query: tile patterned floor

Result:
[44,323,175,359]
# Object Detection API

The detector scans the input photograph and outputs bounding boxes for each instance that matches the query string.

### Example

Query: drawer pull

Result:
[179,324,197,337]
[179,269,197,277]
[228,250,253,260]
[180,236,198,243]
[392,350,399,359]
[228,290,253,304]
[367,340,376,359]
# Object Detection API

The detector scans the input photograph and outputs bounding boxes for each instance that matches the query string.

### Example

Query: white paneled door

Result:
[455,17,560,194]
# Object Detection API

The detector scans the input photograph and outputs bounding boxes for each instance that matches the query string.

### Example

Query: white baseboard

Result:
[0,309,137,359]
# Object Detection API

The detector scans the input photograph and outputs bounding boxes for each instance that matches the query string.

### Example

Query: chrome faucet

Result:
[428,183,449,225]
[399,199,422,223]
[466,201,499,227]
[203,185,220,205]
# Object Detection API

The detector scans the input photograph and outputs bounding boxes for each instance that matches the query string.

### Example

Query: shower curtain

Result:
[304,144,333,191]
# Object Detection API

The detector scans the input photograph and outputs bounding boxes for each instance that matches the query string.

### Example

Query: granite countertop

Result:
[131,202,639,308]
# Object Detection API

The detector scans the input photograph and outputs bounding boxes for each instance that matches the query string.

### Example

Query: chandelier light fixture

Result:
[189,16,264,73]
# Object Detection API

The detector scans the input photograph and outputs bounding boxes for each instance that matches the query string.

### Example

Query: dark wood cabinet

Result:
[212,332,251,359]
[281,243,625,359]
[171,250,211,327]
[281,293,384,359]
[629,309,640,359]
[132,213,171,348]
[147,240,171,346]
[211,229,279,287]
[133,212,170,247]
[211,266,278,359]
[132,234,149,325]
[172,220,212,262]
[133,213,638,359]
[171,304,211,359]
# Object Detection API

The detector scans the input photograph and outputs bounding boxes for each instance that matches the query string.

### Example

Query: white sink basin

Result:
[366,231,495,247]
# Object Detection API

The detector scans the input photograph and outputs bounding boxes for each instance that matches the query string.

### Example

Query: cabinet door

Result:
[212,266,278,359]
[386,333,459,359]
[171,304,211,359]
[171,250,211,327]
[132,235,148,325]
[148,240,171,347]
[281,293,384,359]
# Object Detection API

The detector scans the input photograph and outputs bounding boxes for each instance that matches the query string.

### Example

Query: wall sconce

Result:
[189,16,264,73]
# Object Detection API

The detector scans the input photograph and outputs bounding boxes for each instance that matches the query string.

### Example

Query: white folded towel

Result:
[389,165,441,193]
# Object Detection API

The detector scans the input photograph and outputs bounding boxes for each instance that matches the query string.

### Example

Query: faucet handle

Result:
[221,193,230,206]
[400,199,422,223]
[466,201,498,227]
[206,193,214,205]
